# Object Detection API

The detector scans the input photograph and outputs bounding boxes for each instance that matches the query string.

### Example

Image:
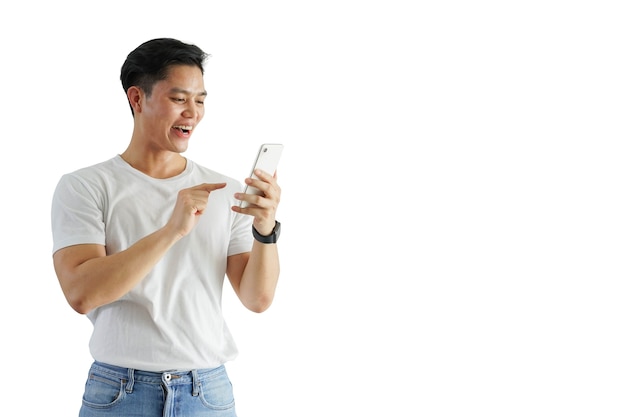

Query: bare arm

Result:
[227,169,281,313]
[227,241,280,313]
[53,182,226,314]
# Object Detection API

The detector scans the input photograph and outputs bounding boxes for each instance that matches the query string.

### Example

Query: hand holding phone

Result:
[239,143,284,208]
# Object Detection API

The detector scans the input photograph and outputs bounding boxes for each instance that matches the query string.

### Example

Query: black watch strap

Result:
[252,221,281,244]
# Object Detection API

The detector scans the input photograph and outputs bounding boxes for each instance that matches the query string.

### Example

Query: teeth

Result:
[174,125,193,130]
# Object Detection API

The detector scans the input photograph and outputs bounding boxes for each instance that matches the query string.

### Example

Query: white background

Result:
[1,1,625,416]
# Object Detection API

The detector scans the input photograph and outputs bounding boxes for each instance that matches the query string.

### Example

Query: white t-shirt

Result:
[51,155,253,371]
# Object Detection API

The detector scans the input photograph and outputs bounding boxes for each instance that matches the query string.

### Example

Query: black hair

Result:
[120,38,209,115]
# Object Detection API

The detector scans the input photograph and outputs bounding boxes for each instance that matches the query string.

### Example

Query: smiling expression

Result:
[135,64,207,154]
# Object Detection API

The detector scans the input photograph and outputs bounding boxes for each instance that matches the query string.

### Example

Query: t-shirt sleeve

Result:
[51,173,106,254]
[227,190,254,256]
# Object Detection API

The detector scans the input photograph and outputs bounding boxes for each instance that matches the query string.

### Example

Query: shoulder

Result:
[60,156,121,182]
[54,156,125,198]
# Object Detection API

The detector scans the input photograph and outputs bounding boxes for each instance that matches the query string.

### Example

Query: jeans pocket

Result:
[198,369,236,410]
[82,371,126,409]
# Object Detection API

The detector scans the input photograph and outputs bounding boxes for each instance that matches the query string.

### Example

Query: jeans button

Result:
[164,373,171,382]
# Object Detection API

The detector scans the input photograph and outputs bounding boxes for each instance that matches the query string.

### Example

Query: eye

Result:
[196,100,205,105]
[173,97,186,103]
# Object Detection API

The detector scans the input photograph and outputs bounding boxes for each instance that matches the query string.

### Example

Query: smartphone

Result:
[239,143,284,208]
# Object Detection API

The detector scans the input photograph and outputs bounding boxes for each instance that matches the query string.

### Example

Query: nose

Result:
[182,105,197,119]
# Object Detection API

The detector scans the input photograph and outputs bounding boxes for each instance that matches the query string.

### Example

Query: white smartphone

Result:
[239,143,284,208]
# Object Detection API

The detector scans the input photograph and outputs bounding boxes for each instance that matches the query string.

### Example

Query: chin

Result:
[171,139,190,153]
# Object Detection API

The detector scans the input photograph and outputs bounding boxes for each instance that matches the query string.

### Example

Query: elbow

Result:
[247,304,271,314]
[65,293,95,315]
[245,292,274,314]
[248,303,271,314]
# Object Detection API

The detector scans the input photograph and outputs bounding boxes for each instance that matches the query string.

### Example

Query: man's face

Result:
[138,64,207,153]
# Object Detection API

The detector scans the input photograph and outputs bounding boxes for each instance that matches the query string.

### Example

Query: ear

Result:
[127,86,144,114]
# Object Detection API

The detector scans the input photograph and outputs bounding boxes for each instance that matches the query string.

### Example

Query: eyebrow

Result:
[169,87,208,97]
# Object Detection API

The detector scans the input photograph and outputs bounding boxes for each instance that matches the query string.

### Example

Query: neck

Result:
[120,149,187,179]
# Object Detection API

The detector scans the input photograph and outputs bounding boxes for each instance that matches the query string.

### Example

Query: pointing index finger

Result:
[195,183,227,192]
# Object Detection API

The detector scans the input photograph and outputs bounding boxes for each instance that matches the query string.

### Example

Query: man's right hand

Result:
[53,182,227,314]
[167,183,227,238]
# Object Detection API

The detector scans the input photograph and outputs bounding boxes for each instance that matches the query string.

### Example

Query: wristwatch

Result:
[252,221,281,244]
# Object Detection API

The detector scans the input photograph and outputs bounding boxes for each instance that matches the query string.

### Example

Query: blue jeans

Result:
[78,361,237,417]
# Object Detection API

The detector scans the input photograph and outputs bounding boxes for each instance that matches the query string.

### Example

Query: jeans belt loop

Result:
[191,369,200,397]
[125,367,135,393]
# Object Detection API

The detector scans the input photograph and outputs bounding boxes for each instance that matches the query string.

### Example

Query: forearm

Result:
[56,225,182,314]
[238,241,280,313]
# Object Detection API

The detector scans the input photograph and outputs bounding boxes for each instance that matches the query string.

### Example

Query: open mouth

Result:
[173,125,193,134]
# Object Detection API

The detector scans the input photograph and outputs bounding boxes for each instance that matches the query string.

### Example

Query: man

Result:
[51,38,281,417]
